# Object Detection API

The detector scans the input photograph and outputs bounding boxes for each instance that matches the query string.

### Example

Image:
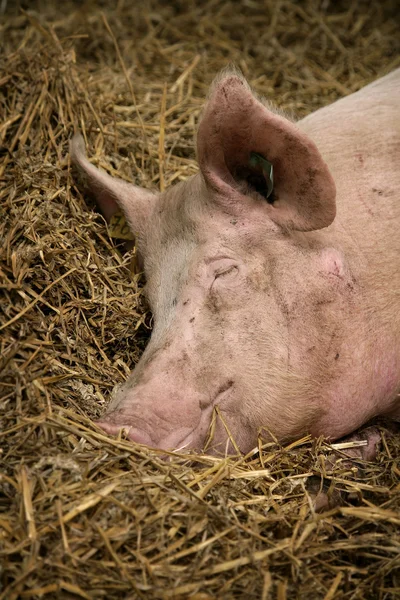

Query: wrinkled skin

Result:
[71,67,400,456]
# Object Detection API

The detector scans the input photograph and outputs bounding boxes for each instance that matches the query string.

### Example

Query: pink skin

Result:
[71,67,400,455]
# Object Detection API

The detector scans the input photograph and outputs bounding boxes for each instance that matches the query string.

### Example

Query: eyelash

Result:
[214,265,238,279]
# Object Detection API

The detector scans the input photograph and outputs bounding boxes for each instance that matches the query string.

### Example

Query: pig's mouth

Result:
[173,379,236,452]
[96,379,235,453]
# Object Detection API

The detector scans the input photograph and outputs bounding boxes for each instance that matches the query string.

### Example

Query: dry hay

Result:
[1,0,400,598]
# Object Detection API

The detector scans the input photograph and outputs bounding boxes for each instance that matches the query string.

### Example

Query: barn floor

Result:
[1,1,400,598]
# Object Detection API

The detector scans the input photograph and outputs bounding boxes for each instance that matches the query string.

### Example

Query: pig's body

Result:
[297,69,400,439]
[71,68,400,455]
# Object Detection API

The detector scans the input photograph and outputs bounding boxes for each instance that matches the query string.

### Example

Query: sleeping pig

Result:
[71,67,400,456]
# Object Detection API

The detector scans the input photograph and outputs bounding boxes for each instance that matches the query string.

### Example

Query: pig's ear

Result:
[70,134,157,235]
[197,73,336,231]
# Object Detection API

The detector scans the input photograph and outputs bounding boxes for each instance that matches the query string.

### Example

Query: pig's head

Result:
[71,70,343,455]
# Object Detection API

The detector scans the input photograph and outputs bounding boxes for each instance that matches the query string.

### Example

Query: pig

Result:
[70,67,400,456]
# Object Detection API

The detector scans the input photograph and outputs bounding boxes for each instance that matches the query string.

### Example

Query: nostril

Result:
[96,421,153,446]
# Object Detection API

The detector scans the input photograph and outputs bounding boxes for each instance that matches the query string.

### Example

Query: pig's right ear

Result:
[197,73,336,232]
[70,134,157,236]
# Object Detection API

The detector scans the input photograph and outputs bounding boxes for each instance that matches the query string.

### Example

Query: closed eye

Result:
[214,265,238,279]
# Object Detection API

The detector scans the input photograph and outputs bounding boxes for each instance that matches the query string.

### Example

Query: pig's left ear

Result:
[197,73,336,231]
[70,134,157,238]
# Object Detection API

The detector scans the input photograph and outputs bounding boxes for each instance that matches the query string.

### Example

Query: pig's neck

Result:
[311,332,400,440]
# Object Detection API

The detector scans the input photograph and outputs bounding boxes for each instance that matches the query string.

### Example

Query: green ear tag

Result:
[108,210,134,240]
[249,152,274,199]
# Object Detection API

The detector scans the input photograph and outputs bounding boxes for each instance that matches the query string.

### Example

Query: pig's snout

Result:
[96,421,154,446]
[94,375,236,452]
[96,415,197,451]
[94,377,207,451]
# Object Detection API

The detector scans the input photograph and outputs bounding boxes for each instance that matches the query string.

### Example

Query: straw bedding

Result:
[1,1,400,598]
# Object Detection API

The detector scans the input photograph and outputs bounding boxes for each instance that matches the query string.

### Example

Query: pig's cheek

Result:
[207,274,246,313]
[205,287,224,315]
[318,247,347,279]
[314,248,358,309]
[206,288,240,315]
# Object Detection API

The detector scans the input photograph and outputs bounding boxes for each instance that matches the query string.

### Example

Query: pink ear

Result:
[197,73,336,231]
[70,134,157,236]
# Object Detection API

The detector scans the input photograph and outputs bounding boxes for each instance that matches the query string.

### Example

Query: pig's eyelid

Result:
[214,265,238,279]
